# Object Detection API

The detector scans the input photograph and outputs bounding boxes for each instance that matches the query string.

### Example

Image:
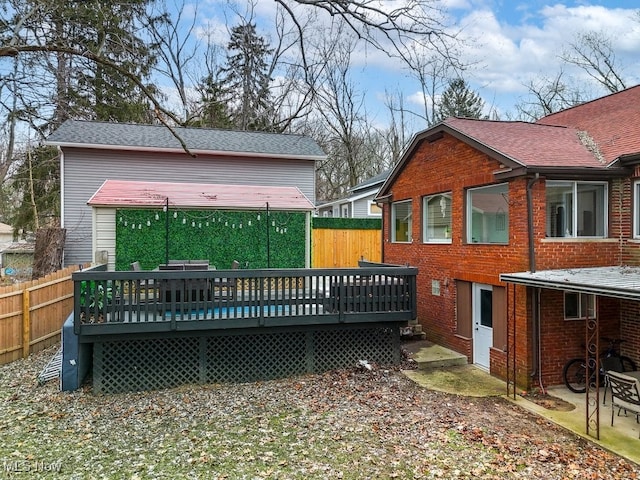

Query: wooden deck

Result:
[73,265,418,339]
[69,264,418,393]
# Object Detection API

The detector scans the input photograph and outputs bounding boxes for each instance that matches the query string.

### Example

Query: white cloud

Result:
[444,4,640,113]
[174,1,640,121]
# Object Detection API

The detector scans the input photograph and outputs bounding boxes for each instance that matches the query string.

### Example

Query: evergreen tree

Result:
[56,0,160,125]
[9,145,60,233]
[436,78,486,122]
[2,0,161,235]
[189,74,234,129]
[10,0,161,131]
[219,22,274,131]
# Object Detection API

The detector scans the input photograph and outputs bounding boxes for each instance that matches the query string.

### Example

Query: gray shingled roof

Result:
[350,170,390,193]
[45,120,326,159]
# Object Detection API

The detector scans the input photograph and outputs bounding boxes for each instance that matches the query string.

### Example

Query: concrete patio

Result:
[402,340,640,466]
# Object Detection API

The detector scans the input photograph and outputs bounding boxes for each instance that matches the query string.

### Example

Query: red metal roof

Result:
[88,180,314,211]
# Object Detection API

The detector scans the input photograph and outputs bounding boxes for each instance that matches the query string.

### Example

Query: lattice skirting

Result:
[92,323,401,394]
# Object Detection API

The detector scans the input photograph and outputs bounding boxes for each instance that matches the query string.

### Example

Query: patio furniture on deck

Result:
[211,260,239,299]
[601,356,625,405]
[157,261,212,309]
[605,370,640,438]
[130,261,157,300]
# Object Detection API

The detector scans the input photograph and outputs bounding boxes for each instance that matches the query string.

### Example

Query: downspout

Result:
[526,173,540,273]
[526,173,545,393]
[375,196,391,263]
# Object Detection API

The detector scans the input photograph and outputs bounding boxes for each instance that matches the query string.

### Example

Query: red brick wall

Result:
[620,300,640,368]
[538,290,620,386]
[382,132,639,390]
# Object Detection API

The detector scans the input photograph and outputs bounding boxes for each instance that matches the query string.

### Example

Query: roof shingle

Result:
[46,120,326,159]
[536,85,640,165]
[445,118,603,168]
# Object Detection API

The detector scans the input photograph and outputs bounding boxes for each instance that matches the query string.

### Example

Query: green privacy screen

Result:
[115,208,306,271]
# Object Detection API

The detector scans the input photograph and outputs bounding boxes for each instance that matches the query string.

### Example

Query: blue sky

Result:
[171,1,640,128]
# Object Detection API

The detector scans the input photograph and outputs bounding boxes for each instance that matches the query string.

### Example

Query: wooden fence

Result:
[312,228,381,268]
[0,264,83,365]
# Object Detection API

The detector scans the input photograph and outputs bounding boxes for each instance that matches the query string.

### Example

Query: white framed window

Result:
[546,181,607,238]
[634,180,640,238]
[467,183,509,244]
[423,193,452,243]
[564,292,596,320]
[391,200,412,243]
[368,201,382,216]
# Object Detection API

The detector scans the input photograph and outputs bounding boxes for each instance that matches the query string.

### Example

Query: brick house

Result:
[376,85,640,390]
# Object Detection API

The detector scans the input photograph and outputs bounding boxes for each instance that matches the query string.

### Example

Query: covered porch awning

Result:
[500,266,640,300]
[499,265,640,440]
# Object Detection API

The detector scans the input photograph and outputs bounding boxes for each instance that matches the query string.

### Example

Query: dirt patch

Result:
[524,390,576,411]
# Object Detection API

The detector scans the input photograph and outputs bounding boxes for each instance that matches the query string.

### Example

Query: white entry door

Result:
[473,283,493,370]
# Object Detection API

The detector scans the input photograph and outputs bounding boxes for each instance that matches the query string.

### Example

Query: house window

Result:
[467,184,509,244]
[368,201,382,216]
[546,181,607,237]
[391,200,412,243]
[564,292,596,320]
[634,181,640,238]
[423,193,452,243]
[341,205,350,218]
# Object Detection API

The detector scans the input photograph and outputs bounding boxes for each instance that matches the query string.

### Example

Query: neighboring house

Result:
[45,120,325,267]
[0,222,13,251]
[376,85,640,390]
[1,242,35,279]
[316,170,389,218]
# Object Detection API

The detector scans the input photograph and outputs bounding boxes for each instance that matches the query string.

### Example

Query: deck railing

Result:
[72,265,417,337]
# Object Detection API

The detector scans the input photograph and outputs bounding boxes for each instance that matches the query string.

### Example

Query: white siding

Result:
[353,194,380,218]
[93,208,116,270]
[63,148,316,266]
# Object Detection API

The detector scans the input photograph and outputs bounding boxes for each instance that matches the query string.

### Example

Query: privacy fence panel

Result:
[0,265,80,365]
[312,220,381,268]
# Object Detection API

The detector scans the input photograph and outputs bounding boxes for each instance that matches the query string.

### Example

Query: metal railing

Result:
[72,265,417,337]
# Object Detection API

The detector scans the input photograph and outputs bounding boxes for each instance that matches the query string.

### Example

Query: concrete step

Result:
[402,340,468,370]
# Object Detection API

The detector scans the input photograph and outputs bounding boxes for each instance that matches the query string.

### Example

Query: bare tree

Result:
[144,0,201,123]
[515,28,631,121]
[274,0,454,73]
[312,32,377,200]
[380,89,414,166]
[514,72,587,121]
[560,31,627,94]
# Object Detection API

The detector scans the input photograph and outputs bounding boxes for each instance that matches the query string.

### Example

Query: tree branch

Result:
[1,44,196,157]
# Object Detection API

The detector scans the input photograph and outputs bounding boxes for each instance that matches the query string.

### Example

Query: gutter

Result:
[42,141,326,162]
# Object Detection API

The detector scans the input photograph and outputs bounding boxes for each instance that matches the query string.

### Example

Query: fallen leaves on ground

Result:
[0,344,638,479]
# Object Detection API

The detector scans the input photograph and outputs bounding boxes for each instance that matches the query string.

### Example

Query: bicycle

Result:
[562,337,637,393]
